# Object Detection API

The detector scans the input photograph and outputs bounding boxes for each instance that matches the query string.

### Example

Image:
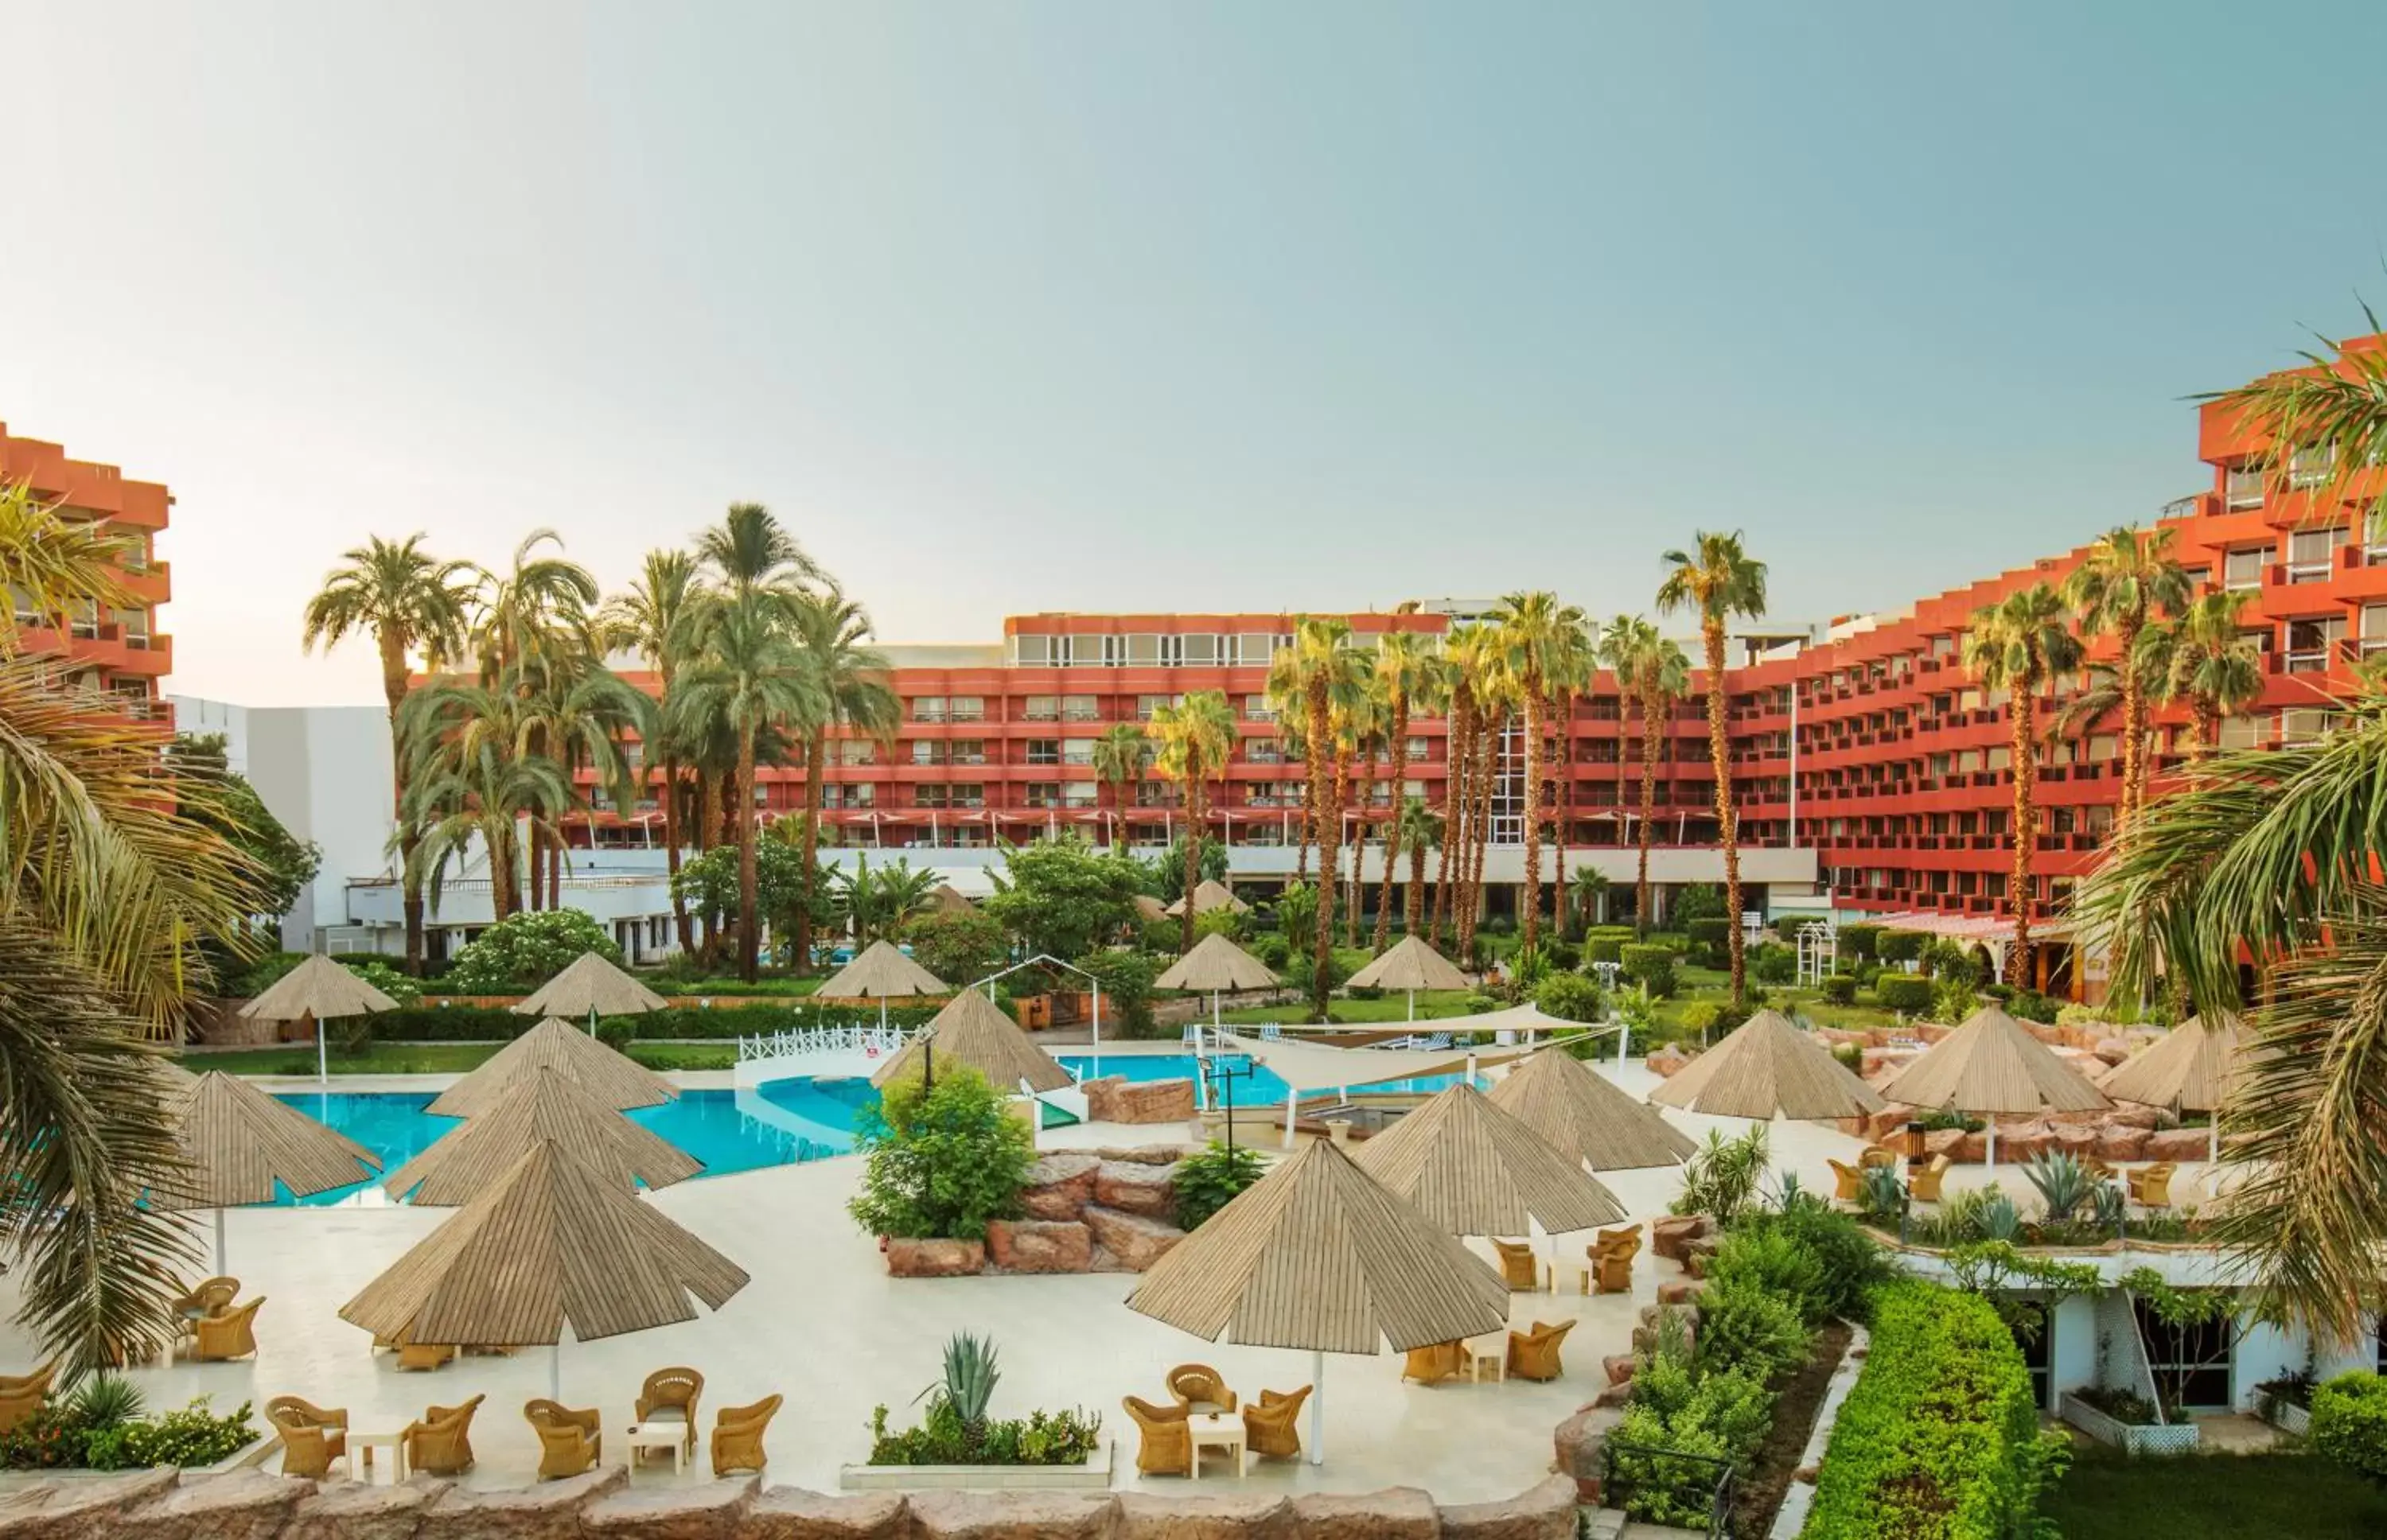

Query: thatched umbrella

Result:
[1155,933,1281,1037]
[341,1139,748,1399]
[815,940,951,1031]
[2098,1013,2249,1164]
[385,1067,700,1205]
[929,883,975,915]
[1486,1048,1698,1171]
[1878,1005,2109,1168]
[1352,1082,1626,1275]
[161,1071,383,1270]
[239,955,400,1085]
[512,951,668,1036]
[871,987,1073,1095]
[1163,879,1249,918]
[1132,893,1171,924]
[426,1017,678,1118]
[1126,1140,1509,1464]
[1648,1009,1888,1122]
[1345,935,1470,1021]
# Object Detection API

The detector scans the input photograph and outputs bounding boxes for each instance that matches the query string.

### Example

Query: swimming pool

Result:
[1056,1052,1481,1103]
[271,1083,871,1208]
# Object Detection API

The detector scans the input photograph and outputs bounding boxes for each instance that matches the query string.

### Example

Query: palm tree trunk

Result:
[1636,688,1659,935]
[738,722,761,982]
[2116,613,2144,836]
[1344,745,1367,950]
[380,637,426,975]
[663,753,694,955]
[1521,683,1544,956]
[527,825,546,912]
[2011,671,2038,965]
[1551,692,1570,941]
[1433,699,1470,943]
[1295,724,1318,882]
[1374,696,1408,953]
[1407,834,1427,937]
[1462,709,1496,958]
[1310,684,1340,1021]
[1704,624,1744,1004]
[490,822,516,921]
[2191,698,2219,760]
[796,733,827,974]
[1179,762,1203,955]
[547,832,562,912]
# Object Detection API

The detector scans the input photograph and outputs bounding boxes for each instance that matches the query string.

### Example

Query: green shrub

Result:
[1672,883,1726,926]
[594,1018,636,1051]
[1820,974,1858,1006]
[903,909,1008,987]
[2312,1371,2387,1484]
[1613,1351,1773,1526]
[443,909,623,994]
[1544,939,1581,971]
[1802,1280,2062,1540]
[1173,1140,1265,1230]
[1740,1204,1895,1322]
[1620,944,1676,998]
[1875,976,1933,1014]
[1838,924,1882,960]
[2007,990,2060,1025]
[1686,917,1731,951]
[1253,933,1291,970]
[1586,936,1624,965]
[1875,931,1927,965]
[866,1399,1101,1467]
[1587,925,1637,946]
[1071,948,1158,1038]
[1750,942,1795,986]
[1533,970,1603,1024]
[1676,1001,1723,1041]
[0,1392,255,1471]
[847,1068,1033,1242]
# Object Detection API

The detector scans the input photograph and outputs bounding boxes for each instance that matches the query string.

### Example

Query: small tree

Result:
[982,838,1139,961]
[1173,1141,1265,1229]
[2118,1268,2264,1418]
[903,909,1007,988]
[443,908,621,994]
[847,1068,1033,1242]
[1070,949,1159,1038]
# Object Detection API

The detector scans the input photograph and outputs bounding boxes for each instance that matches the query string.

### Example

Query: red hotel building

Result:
[0,422,174,721]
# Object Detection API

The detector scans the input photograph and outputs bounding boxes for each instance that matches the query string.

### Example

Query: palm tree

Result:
[1600,615,1683,935]
[1464,661,1513,960]
[1267,620,1362,1011]
[301,534,473,972]
[516,655,656,889]
[1492,592,1587,955]
[1570,865,1610,933]
[1963,583,2081,969]
[3,484,271,1370]
[396,678,570,921]
[466,529,600,908]
[1336,653,1384,950]
[2065,526,2191,833]
[1091,723,1152,849]
[1434,624,1496,950]
[599,550,707,954]
[1369,630,1433,954]
[2201,320,2387,536]
[787,589,898,974]
[1544,612,1596,939]
[673,601,824,982]
[2160,590,2266,757]
[1397,795,1443,938]
[1149,691,1236,952]
[1657,533,1769,1001]
[695,500,822,609]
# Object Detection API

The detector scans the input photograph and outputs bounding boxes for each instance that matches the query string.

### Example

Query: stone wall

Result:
[882,1149,1196,1278]
[0,1466,1582,1540]
[1081,1078,1198,1126]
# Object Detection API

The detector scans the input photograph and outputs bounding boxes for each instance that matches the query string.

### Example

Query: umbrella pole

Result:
[1408,990,1415,1023]
[314,1013,326,1087]
[2207,1120,2218,1166]
[213,1208,226,1274]
[1984,1113,1998,1172]
[880,997,888,1034]
[551,1342,562,1402]
[1283,1089,1297,1150]
[587,1006,598,1037]
[1309,1348,1325,1465]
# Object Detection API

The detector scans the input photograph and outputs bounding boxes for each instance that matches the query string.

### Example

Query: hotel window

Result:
[68,598,99,639]
[2218,713,2269,751]
[1120,634,1164,667]
[945,696,984,722]
[1984,745,2011,772]
[8,584,39,627]
[2288,526,2349,583]
[2222,546,2273,591]
[2282,709,2340,745]
[1022,695,1059,722]
[2362,605,2387,659]
[1242,694,1275,721]
[1179,633,1220,666]
[1135,694,1182,720]
[1063,781,1098,807]
[1011,634,1055,667]
[1024,739,1061,765]
[1061,738,1096,765]
[1232,632,1284,666]
[915,785,950,809]
[114,608,151,647]
[910,741,948,766]
[1245,738,1284,764]
[1063,635,1106,667]
[1061,694,1100,721]
[833,740,876,765]
[1023,784,1061,810]
[949,739,987,765]
[2225,464,2266,509]
[821,784,876,809]
[912,696,948,722]
[2286,615,2345,673]
[2288,445,2334,489]
[1927,633,1956,658]
[1405,736,1429,762]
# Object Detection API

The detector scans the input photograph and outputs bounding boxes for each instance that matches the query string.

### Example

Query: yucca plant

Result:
[1858,1164,1908,1225]
[2089,1179,2128,1231]
[2022,1150,2094,1223]
[1976,1192,2023,1243]
[921,1332,1002,1446]
[66,1374,145,1430]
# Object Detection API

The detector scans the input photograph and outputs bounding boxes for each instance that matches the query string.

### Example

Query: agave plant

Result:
[2022,1150,2094,1223]
[1858,1163,1909,1223]
[1976,1192,2023,1243]
[2089,1178,2128,1231]
[923,1332,1001,1441]
[65,1374,144,1430]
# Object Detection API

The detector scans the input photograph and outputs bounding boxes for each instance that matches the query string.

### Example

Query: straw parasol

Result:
[1486,1048,1698,1170]
[1345,935,1470,1021]
[426,1017,679,1118]
[1155,933,1281,1037]
[870,987,1073,1095]
[239,955,400,1086]
[512,951,668,1036]
[1132,893,1171,924]
[1878,1004,2109,1167]
[385,1067,701,1205]
[1353,1081,1626,1243]
[1126,1139,1509,1464]
[160,1071,383,1270]
[929,883,975,914]
[815,940,951,1031]
[2098,1012,2250,1164]
[146,1054,202,1100]
[341,1139,748,1400]
[1648,1009,1888,1122]
[1164,879,1249,918]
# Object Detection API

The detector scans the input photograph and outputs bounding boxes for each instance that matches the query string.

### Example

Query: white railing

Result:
[736,1022,914,1065]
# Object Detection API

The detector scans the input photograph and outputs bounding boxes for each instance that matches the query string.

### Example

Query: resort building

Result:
[1,421,174,724]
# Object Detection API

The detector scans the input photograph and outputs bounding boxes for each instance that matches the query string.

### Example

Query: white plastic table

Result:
[623,1421,686,1473]
[350,1431,407,1484]
[1464,1330,1509,1382]
[1188,1415,1246,1480]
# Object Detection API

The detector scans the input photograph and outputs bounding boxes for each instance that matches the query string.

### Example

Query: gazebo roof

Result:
[815,940,950,1000]
[1878,1005,2110,1117]
[1649,1009,1888,1122]
[385,1068,702,1205]
[870,988,1073,1094]
[159,1071,382,1208]
[1155,932,1280,993]
[1352,1082,1626,1236]
[1485,1048,1698,1170]
[1345,936,1470,993]
[511,952,668,1018]
[426,1017,679,1118]
[1164,880,1249,917]
[239,955,399,1024]
[2097,1012,2249,1114]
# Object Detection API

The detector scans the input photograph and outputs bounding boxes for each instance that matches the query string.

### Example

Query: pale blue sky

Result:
[6,2,2386,704]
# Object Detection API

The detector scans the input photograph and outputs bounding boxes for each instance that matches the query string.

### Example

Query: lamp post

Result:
[1194,1042,1256,1153]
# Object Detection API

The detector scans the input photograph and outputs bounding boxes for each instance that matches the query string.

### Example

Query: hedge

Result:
[1587,937,1625,965]
[1838,924,1883,960]
[2311,1371,2387,1484]
[1877,930,1928,964]
[1619,943,1677,998]
[1820,974,1858,1006]
[1801,1280,2052,1540]
[1685,917,1731,949]
[342,1001,947,1043]
[1875,976,1933,1014]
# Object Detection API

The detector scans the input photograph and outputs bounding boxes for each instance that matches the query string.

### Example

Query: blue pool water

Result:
[1056,1052,1480,1102]
[271,1085,870,1208]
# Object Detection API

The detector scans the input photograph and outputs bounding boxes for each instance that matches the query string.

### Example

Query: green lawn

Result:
[197,1040,737,1075]
[2040,1448,2387,1539]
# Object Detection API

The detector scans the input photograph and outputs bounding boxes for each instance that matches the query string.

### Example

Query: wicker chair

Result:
[524,1399,602,1480]
[395,1343,457,1372]
[1242,1386,1310,1461]
[711,1394,779,1477]
[1165,1364,1236,1413]
[1400,1340,1465,1384]
[171,1277,240,1329]
[1591,1230,1641,1294]
[1859,1145,1899,1169]
[1506,1319,1575,1382]
[193,1297,264,1362]
[1827,1158,1867,1201]
[2128,1162,2175,1208]
[1123,1395,1191,1476]
[0,1363,56,1437]
[637,1367,704,1460]
[266,1396,348,1480]
[1489,1237,1540,1290]
[1906,1154,1952,1204]
[402,1394,483,1477]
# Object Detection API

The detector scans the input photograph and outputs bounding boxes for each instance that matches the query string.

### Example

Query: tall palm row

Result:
[1149,691,1236,952]
[1427,628,1481,947]
[1370,629,1435,955]
[1091,722,1151,848]
[5,480,273,1370]
[785,589,901,973]
[1658,534,1768,1001]
[598,550,706,955]
[1492,591,1587,955]
[1335,652,1384,950]
[1964,584,2081,965]
[1267,620,1362,1017]
[2064,526,2192,835]
[1601,615,1687,935]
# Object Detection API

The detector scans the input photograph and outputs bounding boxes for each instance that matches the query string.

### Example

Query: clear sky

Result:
[7,2,2387,706]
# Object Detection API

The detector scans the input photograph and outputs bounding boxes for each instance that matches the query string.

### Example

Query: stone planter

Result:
[883,1237,986,1278]
[2058,1391,2201,1455]
[839,1443,1112,1491]
[2260,1396,2312,1437]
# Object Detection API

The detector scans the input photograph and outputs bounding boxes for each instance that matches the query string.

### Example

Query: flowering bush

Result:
[0,1390,255,1470]
[442,908,622,994]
